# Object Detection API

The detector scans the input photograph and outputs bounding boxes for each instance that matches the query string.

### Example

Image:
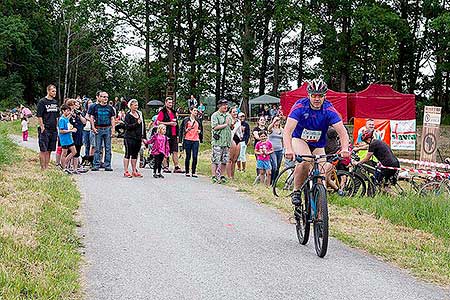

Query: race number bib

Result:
[301,129,321,142]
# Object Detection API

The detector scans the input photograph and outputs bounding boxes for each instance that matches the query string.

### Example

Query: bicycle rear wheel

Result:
[295,186,310,245]
[273,166,295,198]
[313,184,328,258]
[352,172,367,197]
[419,180,450,197]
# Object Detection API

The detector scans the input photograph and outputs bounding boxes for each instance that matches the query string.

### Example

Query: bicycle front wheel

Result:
[273,166,295,198]
[295,187,310,245]
[313,184,329,258]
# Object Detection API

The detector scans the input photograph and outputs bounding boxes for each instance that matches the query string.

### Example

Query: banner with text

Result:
[390,120,416,150]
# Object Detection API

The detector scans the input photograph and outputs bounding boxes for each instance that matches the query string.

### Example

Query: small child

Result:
[58,104,77,174]
[254,131,273,187]
[21,116,28,141]
[147,124,170,178]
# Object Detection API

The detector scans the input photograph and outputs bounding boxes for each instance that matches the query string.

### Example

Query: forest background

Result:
[1,0,449,119]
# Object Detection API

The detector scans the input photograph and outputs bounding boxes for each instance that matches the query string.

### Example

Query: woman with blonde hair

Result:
[123,99,146,178]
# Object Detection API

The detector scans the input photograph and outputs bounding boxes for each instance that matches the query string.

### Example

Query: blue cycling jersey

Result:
[288,98,341,148]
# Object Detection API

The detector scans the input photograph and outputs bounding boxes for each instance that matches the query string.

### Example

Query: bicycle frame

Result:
[296,155,334,219]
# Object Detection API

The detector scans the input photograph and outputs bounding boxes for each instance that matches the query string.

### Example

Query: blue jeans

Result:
[184,140,199,174]
[270,150,283,184]
[82,130,91,157]
[94,127,112,169]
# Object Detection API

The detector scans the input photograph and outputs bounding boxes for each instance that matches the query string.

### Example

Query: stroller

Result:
[139,127,157,169]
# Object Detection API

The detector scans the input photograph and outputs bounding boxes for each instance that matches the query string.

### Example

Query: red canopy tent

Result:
[280,83,348,122]
[348,84,416,120]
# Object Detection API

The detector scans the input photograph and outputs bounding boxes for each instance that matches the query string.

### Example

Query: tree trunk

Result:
[339,15,351,92]
[258,1,273,96]
[63,19,72,100]
[215,0,221,102]
[144,0,150,103]
[272,32,281,95]
[166,3,175,104]
[297,24,305,87]
[241,0,253,116]
[74,50,79,97]
[396,0,408,92]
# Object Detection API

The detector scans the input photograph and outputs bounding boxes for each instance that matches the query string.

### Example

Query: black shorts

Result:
[308,144,317,153]
[381,168,398,184]
[38,128,58,152]
[62,143,75,150]
[168,136,178,154]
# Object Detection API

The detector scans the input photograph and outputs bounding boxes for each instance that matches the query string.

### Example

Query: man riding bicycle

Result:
[283,78,350,206]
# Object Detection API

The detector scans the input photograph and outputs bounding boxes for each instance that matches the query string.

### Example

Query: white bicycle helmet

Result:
[307,78,328,94]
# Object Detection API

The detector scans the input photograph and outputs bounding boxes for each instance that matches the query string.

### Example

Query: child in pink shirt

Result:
[255,131,274,186]
[147,124,170,178]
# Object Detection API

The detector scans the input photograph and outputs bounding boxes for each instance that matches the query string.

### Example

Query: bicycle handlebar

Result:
[295,154,341,163]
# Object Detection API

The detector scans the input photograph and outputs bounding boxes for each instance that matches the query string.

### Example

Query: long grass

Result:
[0,123,82,299]
[330,193,450,241]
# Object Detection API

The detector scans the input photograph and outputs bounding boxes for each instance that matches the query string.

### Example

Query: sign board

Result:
[423,106,441,128]
[420,106,441,162]
[390,120,416,150]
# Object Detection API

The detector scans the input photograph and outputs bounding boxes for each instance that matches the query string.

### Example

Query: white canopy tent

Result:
[248,94,280,116]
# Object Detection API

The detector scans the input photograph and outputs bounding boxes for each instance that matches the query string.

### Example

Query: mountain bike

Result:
[293,154,340,258]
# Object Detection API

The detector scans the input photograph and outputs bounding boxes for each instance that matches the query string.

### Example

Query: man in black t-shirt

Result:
[357,129,400,190]
[36,84,59,170]
[88,91,116,171]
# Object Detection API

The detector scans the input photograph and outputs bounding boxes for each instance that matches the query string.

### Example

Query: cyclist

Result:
[356,129,400,193]
[283,78,350,206]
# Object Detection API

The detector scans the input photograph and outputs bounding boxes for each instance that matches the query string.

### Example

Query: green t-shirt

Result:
[211,111,231,147]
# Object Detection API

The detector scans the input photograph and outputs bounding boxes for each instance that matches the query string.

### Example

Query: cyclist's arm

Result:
[332,121,350,156]
[358,152,374,164]
[353,143,369,151]
[283,117,297,160]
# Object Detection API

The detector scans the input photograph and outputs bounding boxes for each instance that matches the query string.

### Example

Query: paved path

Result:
[13,137,449,300]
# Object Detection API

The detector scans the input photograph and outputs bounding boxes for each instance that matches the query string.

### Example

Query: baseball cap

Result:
[238,112,245,117]
[218,99,228,106]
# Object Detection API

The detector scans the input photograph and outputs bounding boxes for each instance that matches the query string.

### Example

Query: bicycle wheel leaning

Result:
[295,186,310,245]
[336,170,356,197]
[313,184,329,258]
[419,180,450,197]
[273,166,295,198]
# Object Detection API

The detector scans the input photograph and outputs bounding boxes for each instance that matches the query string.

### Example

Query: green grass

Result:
[330,193,450,241]
[0,123,82,299]
[2,118,38,137]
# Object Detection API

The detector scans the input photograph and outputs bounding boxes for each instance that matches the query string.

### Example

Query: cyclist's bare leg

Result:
[292,138,312,190]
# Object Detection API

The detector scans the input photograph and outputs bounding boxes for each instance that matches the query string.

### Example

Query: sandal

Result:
[124,171,132,178]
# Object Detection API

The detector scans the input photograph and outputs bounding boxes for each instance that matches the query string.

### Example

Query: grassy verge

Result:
[192,142,450,286]
[0,124,82,299]
[2,118,39,137]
